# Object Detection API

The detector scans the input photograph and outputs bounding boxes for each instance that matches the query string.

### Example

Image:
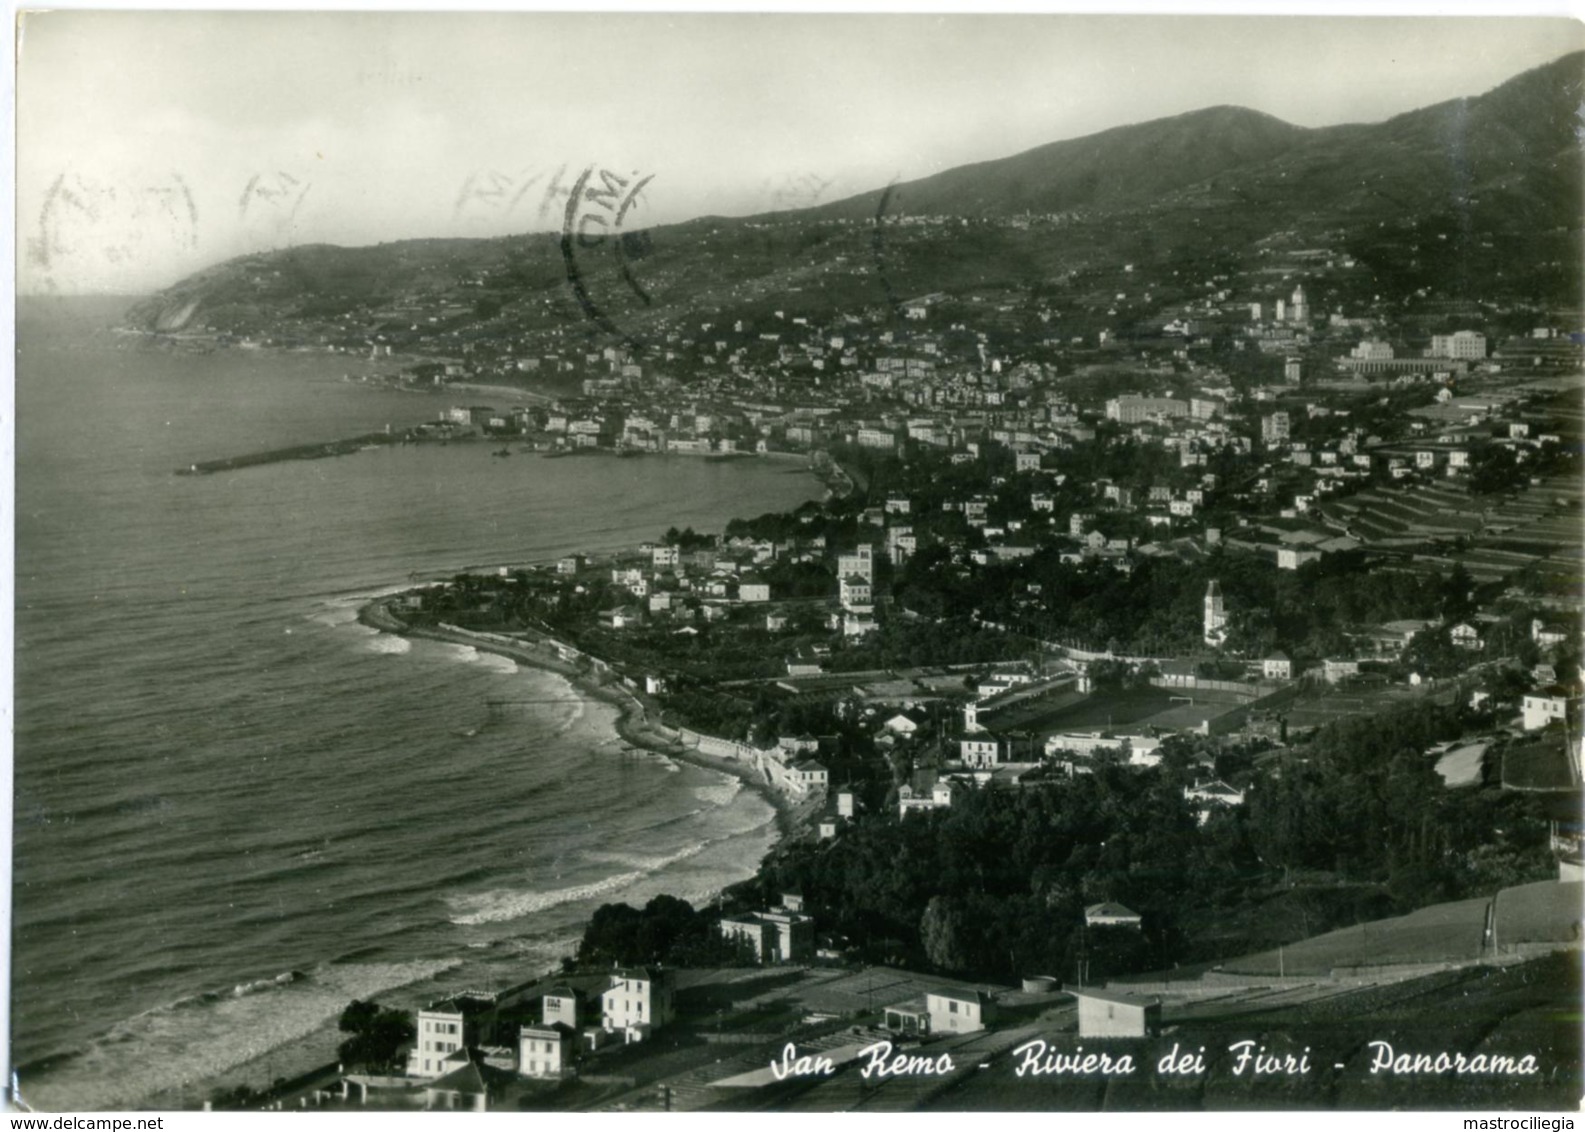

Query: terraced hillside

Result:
[1319,475,1582,593]
[1319,480,1493,546]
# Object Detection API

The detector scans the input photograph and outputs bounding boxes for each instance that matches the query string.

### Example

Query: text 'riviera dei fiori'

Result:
[1007,1040,1308,1078]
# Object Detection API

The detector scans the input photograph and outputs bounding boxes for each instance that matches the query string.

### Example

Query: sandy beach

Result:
[358,598,820,842]
[139,598,813,1110]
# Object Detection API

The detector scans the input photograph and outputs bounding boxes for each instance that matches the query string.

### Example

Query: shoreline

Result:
[139,598,813,1111]
[438,380,554,404]
[358,598,817,843]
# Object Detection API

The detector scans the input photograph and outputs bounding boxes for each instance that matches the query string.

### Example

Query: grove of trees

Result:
[718,701,1556,983]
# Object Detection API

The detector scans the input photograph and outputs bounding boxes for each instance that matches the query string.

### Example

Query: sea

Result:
[11,297,819,1111]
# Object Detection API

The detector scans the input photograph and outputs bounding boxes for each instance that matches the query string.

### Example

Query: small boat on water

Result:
[492,447,511,458]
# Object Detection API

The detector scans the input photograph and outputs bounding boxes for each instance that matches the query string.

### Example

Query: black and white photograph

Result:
[10,7,1585,1117]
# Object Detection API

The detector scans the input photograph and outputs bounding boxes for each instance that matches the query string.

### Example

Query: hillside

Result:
[124,50,1584,339]
[817,50,1583,225]
[800,105,1310,219]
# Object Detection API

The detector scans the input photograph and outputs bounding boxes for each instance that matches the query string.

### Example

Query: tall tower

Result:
[1290,284,1309,324]
[1204,580,1228,646]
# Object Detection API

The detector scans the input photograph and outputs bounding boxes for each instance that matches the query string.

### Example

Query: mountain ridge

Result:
[798,50,1583,224]
[126,50,1584,334]
[797,103,1313,220]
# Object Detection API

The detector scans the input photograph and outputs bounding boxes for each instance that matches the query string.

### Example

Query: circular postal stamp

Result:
[29,171,200,292]
[559,165,655,345]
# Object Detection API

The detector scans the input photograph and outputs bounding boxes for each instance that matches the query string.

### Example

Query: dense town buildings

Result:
[186,218,1581,1116]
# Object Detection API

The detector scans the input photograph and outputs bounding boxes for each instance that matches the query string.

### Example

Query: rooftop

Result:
[426,1060,487,1098]
[1069,987,1160,1008]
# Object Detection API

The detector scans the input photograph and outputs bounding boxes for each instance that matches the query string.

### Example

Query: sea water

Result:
[12,298,816,1110]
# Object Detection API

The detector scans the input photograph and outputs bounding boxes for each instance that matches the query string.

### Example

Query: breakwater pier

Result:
[175,431,406,476]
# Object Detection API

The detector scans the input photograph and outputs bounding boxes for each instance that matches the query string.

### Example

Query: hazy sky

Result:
[15,10,1581,294]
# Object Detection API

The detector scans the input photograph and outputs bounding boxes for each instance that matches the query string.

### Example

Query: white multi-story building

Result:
[408,998,479,1078]
[1429,330,1487,360]
[1522,692,1571,731]
[719,895,816,963]
[1106,396,1189,424]
[959,738,1002,768]
[518,1024,575,1078]
[1045,732,1125,757]
[539,986,582,1030]
[885,527,916,564]
[737,580,770,603]
[600,968,675,1043]
[1288,285,1309,324]
[837,544,874,583]
[898,780,955,818]
[839,574,872,611]
[1204,580,1227,645]
[404,984,534,1079]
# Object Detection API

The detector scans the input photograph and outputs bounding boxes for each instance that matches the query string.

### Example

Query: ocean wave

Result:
[446,841,713,926]
[640,751,681,771]
[305,605,360,628]
[232,970,309,998]
[128,969,306,1019]
[363,635,411,655]
[581,849,668,871]
[709,801,780,840]
[326,581,438,603]
[552,697,586,735]
[616,806,708,838]
[18,958,461,1112]
[693,780,742,807]
[447,870,647,926]
[579,840,721,873]
[501,932,583,960]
